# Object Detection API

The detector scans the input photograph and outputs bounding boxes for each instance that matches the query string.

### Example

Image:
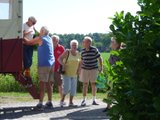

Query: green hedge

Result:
[105,0,160,120]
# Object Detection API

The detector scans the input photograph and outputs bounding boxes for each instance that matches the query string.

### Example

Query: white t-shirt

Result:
[23,23,35,40]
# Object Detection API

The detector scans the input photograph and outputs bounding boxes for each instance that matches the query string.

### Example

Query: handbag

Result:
[58,50,70,74]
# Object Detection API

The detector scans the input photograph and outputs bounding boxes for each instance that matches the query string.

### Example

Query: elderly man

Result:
[79,36,103,106]
[24,26,55,109]
[23,16,37,78]
[52,35,65,100]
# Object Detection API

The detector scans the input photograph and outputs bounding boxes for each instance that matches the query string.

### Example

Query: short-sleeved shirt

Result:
[23,23,35,40]
[54,44,65,72]
[81,46,100,70]
[38,35,55,67]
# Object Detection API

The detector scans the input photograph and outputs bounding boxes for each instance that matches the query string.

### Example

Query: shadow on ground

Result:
[0,105,109,120]
[0,106,75,119]
[50,107,109,120]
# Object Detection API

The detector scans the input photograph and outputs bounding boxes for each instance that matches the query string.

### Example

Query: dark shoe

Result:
[103,107,111,112]
[69,103,77,107]
[92,101,99,105]
[45,102,53,108]
[36,103,44,110]
[81,100,86,106]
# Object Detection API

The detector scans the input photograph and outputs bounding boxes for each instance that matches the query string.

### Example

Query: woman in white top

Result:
[23,16,37,78]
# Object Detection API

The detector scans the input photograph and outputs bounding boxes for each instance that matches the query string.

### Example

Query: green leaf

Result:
[153,97,160,112]
[110,24,115,31]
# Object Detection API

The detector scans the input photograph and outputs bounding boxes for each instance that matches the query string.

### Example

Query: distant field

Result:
[32,51,110,64]
[0,51,110,92]
[101,52,110,61]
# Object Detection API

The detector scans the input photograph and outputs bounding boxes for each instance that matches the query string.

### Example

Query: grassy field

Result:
[101,52,110,61]
[0,51,109,93]
[0,92,106,103]
[0,51,108,102]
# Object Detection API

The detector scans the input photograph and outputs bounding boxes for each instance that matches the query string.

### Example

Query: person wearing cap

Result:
[23,26,55,109]
[79,36,103,106]
[23,16,37,78]
[52,35,65,100]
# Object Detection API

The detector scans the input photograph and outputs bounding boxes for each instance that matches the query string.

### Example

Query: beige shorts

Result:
[38,66,54,82]
[79,68,98,83]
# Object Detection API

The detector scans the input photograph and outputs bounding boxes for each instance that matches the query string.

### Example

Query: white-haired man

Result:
[52,35,65,100]
[79,36,103,106]
[24,26,55,109]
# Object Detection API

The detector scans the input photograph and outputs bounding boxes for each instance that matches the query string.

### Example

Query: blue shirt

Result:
[38,35,55,67]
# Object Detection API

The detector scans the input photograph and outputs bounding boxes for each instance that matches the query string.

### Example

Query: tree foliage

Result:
[55,33,111,52]
[105,0,160,120]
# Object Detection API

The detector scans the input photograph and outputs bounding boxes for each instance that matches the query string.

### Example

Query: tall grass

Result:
[0,51,109,92]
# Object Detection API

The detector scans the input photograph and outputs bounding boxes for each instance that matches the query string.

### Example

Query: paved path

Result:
[0,99,109,120]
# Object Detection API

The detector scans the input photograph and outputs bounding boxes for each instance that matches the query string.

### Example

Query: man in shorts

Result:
[24,26,54,109]
[79,36,103,106]
[52,35,65,100]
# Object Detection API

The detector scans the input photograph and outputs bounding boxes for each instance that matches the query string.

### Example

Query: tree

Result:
[105,0,160,120]
[54,33,111,52]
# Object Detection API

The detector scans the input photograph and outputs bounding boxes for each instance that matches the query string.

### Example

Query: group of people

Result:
[23,16,103,109]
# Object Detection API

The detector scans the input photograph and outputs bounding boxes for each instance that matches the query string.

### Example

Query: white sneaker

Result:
[60,101,66,107]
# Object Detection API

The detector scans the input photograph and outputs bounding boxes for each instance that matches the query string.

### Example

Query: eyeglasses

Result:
[72,45,77,46]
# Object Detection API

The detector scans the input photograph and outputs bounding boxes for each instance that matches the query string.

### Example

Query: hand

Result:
[23,37,28,40]
[76,68,81,75]
[23,37,28,44]
[62,65,65,71]
[98,66,103,73]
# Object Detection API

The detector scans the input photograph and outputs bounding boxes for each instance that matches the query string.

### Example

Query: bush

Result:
[0,75,25,92]
[105,0,160,120]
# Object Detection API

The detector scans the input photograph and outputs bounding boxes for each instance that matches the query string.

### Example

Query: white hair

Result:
[28,16,37,25]
[70,39,78,46]
[52,35,60,41]
[84,36,92,42]
[41,26,49,35]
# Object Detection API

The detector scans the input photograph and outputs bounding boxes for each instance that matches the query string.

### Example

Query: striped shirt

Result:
[81,46,100,70]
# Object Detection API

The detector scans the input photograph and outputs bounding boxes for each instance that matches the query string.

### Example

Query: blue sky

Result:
[0,2,9,19]
[1,0,140,34]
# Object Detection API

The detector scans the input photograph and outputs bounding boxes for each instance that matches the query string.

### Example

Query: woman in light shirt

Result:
[58,40,80,107]
[23,16,37,77]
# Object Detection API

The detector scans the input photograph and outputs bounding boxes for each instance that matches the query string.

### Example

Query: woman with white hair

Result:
[24,26,55,109]
[58,40,80,107]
